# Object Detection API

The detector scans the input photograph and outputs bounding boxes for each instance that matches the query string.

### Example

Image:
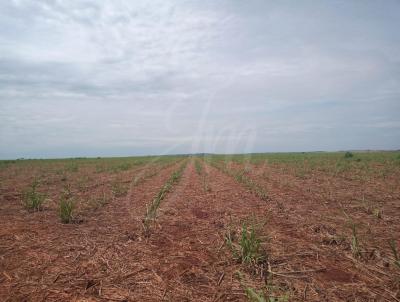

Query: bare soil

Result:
[0,158,399,301]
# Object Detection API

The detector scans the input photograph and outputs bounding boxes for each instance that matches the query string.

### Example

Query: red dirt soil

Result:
[0,159,399,301]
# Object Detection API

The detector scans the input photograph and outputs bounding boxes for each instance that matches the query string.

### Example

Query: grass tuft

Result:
[350,223,361,258]
[226,222,266,266]
[372,208,382,219]
[111,180,128,197]
[202,173,211,192]
[236,271,289,302]
[245,286,267,302]
[59,186,74,223]
[90,191,110,210]
[22,180,45,211]
[389,239,400,270]
[194,159,203,175]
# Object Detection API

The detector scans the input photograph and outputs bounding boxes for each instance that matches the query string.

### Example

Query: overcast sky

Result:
[0,1,399,159]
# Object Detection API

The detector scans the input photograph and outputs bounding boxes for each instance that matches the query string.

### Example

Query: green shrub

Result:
[344,151,354,158]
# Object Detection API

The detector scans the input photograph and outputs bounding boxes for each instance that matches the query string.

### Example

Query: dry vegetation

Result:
[0,151,399,301]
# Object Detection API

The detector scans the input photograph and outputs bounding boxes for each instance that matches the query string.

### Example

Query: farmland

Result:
[0,152,399,301]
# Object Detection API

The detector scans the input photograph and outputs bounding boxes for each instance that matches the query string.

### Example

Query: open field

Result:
[0,152,400,301]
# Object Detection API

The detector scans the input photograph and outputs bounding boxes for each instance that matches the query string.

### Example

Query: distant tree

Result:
[344,151,354,158]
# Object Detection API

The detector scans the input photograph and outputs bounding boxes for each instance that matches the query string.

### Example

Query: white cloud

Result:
[0,1,399,158]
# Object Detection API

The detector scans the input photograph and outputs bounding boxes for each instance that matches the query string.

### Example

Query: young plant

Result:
[360,195,372,214]
[245,287,267,302]
[226,222,266,265]
[59,186,74,223]
[389,239,400,270]
[143,162,187,233]
[372,208,382,219]
[22,180,45,211]
[195,159,203,175]
[236,271,288,302]
[236,271,266,302]
[202,174,211,192]
[111,180,128,197]
[90,191,110,210]
[350,223,361,258]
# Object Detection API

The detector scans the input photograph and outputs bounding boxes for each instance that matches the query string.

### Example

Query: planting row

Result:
[200,155,400,300]
[16,158,185,223]
[143,161,188,234]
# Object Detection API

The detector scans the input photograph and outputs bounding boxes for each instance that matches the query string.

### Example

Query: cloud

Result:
[0,1,400,158]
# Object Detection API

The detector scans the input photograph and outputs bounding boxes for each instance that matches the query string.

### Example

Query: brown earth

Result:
[0,159,399,301]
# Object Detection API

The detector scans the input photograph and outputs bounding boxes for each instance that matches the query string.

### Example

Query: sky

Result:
[0,0,399,159]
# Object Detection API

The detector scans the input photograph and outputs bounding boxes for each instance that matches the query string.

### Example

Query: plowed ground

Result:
[0,157,399,301]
